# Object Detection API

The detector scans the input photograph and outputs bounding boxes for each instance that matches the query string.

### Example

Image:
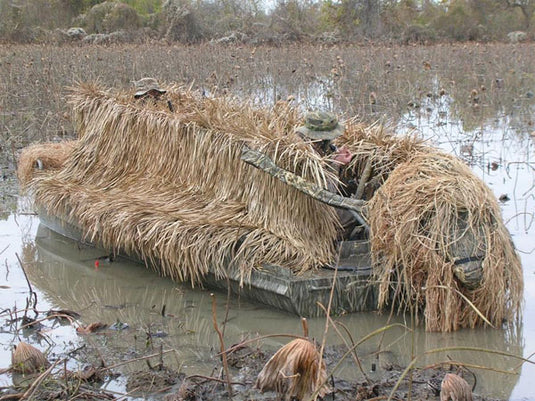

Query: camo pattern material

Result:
[133,77,166,98]
[296,111,345,140]
[305,111,339,131]
[241,145,367,226]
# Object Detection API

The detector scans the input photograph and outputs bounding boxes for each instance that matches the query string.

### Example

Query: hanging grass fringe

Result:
[17,82,522,331]
[367,152,523,332]
[20,83,340,284]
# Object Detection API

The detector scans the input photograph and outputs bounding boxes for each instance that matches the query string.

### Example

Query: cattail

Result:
[11,342,50,374]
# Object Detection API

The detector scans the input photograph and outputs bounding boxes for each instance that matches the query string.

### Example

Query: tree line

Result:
[0,0,533,44]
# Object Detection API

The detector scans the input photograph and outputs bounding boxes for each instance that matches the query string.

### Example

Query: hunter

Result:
[296,111,360,239]
[133,77,174,111]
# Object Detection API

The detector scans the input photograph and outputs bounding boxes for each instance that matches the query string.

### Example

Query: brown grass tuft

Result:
[17,141,76,188]
[367,151,523,331]
[336,121,430,200]
[255,338,330,401]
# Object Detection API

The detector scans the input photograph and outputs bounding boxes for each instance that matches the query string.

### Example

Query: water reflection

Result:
[397,91,535,400]
[25,225,310,370]
[18,223,524,399]
[3,83,533,401]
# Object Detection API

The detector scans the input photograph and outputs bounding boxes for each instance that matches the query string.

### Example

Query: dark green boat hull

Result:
[37,210,378,317]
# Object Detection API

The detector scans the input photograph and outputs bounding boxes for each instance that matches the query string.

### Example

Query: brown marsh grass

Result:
[1,42,534,172]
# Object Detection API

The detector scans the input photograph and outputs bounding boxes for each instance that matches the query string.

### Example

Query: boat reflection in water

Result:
[24,223,523,400]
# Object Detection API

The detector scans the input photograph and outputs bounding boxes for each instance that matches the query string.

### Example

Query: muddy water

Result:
[1,111,534,400]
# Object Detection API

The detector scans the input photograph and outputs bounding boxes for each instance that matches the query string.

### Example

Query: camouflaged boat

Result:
[19,83,521,331]
[37,208,377,317]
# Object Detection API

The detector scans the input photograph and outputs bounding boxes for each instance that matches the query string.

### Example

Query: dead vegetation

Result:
[16,78,523,333]
[10,342,49,374]
[0,339,506,401]
[2,42,534,164]
[16,140,76,185]
[441,373,473,401]
[19,83,341,284]
[367,151,523,331]
[336,121,431,199]
[1,41,533,401]
[255,338,330,400]
[1,242,526,401]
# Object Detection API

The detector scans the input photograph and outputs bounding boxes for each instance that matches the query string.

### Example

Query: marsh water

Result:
[1,44,535,400]
[1,103,534,401]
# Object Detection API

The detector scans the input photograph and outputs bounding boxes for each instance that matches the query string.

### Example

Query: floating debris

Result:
[76,322,108,334]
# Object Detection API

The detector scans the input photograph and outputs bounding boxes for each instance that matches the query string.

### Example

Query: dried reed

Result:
[367,151,523,331]
[24,83,340,284]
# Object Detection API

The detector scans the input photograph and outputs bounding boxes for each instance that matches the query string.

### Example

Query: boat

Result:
[37,207,377,317]
[18,83,522,331]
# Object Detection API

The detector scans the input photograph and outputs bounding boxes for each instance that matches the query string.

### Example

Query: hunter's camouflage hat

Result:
[296,111,345,140]
[133,77,166,98]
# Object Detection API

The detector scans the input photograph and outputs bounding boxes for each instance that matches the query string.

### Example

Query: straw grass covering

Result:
[20,83,341,284]
[18,82,522,331]
[367,152,523,332]
[17,141,77,186]
[335,124,522,331]
[336,122,431,200]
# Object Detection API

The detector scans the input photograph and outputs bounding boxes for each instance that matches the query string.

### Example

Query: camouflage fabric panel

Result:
[241,145,365,213]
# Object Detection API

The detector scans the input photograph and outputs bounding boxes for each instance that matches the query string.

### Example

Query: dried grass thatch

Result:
[255,338,330,400]
[22,83,341,284]
[336,121,431,200]
[367,151,523,331]
[18,82,522,331]
[17,141,76,188]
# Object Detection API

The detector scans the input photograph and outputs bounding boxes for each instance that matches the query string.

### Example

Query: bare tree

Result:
[319,0,382,39]
[503,0,535,29]
[361,0,381,36]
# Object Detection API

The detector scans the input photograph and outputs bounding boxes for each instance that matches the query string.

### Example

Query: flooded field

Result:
[1,43,534,400]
